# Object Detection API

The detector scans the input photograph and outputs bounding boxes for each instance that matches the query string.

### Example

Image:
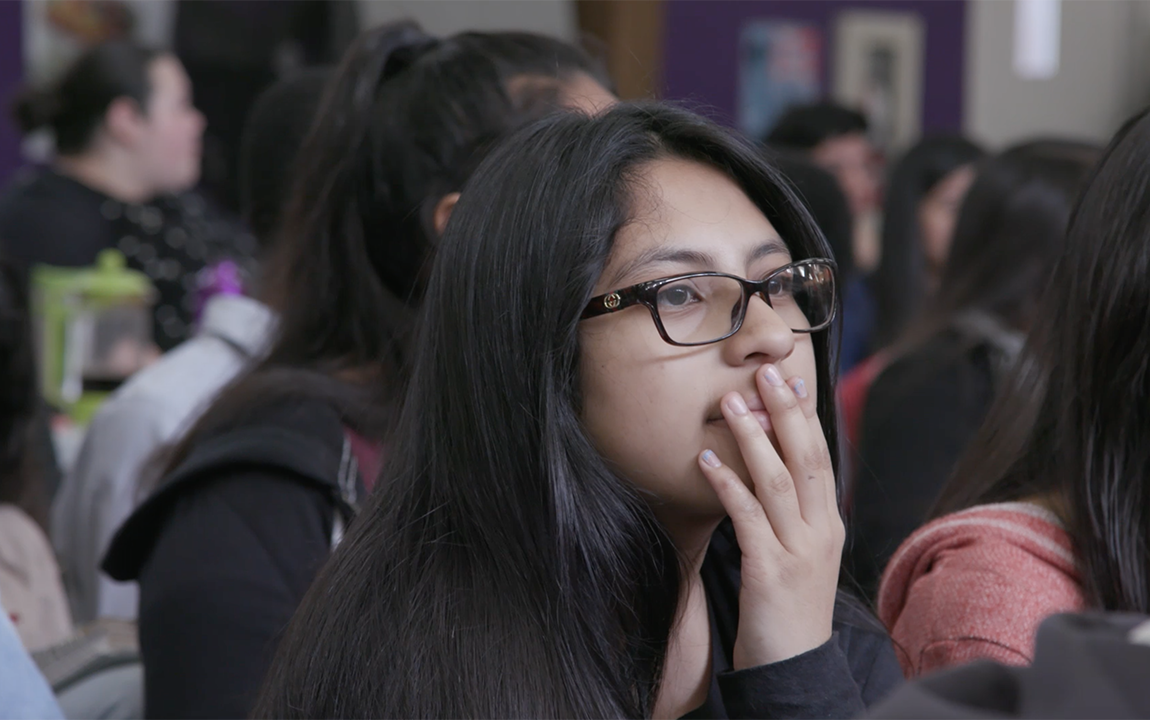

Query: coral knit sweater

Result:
[877,502,1085,677]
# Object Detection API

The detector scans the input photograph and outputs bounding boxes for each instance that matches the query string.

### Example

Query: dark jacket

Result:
[848,315,1023,598]
[867,612,1150,718]
[102,397,363,719]
[692,520,903,718]
[103,399,899,720]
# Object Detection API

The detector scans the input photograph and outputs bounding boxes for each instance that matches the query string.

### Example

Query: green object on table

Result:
[31,250,156,425]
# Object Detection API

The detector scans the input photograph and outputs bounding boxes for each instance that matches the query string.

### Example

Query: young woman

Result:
[100,23,615,719]
[254,103,901,718]
[871,136,984,348]
[847,141,1098,598]
[877,111,1150,676]
[0,41,249,350]
[838,137,983,493]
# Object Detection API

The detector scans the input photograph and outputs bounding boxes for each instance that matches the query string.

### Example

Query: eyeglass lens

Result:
[653,263,834,344]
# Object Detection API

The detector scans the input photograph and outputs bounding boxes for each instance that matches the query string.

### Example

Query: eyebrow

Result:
[607,237,790,288]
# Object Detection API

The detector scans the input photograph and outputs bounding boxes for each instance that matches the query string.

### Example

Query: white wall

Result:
[964,0,1150,148]
[356,0,577,41]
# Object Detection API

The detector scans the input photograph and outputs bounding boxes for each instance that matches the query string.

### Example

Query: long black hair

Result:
[254,102,840,718]
[872,136,983,347]
[11,41,161,155]
[0,258,50,528]
[933,110,1150,612]
[894,140,1098,356]
[166,22,609,457]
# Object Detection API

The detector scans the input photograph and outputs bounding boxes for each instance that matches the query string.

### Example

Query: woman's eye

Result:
[766,273,793,296]
[658,284,701,308]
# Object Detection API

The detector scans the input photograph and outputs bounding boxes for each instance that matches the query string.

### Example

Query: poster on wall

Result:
[23,0,176,85]
[738,20,822,142]
[832,10,924,154]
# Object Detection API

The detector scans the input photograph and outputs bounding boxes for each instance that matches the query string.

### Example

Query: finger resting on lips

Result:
[756,364,831,525]
[719,389,805,541]
[755,365,813,461]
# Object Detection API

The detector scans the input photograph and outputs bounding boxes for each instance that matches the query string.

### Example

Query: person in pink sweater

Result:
[877,107,1150,678]
[878,501,1084,674]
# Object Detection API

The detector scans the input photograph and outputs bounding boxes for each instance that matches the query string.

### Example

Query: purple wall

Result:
[0,1,22,185]
[663,0,966,133]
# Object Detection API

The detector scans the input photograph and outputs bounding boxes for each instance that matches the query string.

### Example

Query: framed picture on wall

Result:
[738,20,823,142]
[833,10,924,154]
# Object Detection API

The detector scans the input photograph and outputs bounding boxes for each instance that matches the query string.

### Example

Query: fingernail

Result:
[701,450,722,468]
[792,378,808,399]
[726,393,749,416]
[762,364,784,387]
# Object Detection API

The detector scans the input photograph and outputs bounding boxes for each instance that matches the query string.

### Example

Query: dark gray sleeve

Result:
[716,634,866,719]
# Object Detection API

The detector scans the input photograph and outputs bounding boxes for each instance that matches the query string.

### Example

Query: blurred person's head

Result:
[772,152,854,279]
[169,22,614,454]
[12,41,205,200]
[262,23,613,395]
[237,68,331,250]
[934,109,1150,614]
[766,102,879,218]
[873,136,984,346]
[484,31,616,115]
[910,140,1098,347]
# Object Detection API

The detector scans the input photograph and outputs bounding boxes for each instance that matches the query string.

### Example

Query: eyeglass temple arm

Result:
[581,285,646,319]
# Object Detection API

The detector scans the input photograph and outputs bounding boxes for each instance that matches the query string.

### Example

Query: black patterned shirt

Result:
[0,167,257,351]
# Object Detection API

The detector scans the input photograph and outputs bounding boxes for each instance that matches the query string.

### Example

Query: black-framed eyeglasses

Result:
[581,258,837,347]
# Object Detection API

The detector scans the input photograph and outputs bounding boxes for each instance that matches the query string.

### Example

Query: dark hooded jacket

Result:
[103,397,364,719]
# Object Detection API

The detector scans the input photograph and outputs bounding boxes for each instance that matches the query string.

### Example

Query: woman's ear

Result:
[103,97,147,146]
[433,193,460,236]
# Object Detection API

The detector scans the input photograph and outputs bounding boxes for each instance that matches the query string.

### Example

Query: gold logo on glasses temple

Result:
[604,293,621,310]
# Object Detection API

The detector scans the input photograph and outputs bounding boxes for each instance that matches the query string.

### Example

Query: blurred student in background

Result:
[53,69,330,626]
[871,136,985,350]
[0,41,252,351]
[872,113,1150,675]
[766,101,883,373]
[849,140,1098,598]
[0,256,143,720]
[839,136,983,488]
[0,259,72,653]
[101,23,615,719]
[869,612,1150,718]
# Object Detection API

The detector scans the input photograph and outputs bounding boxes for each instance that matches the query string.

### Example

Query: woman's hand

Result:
[698,362,844,668]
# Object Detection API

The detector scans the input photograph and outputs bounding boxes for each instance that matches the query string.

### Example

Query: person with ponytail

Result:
[877,111,1150,676]
[848,140,1098,599]
[100,22,614,719]
[254,102,901,719]
[0,41,249,350]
